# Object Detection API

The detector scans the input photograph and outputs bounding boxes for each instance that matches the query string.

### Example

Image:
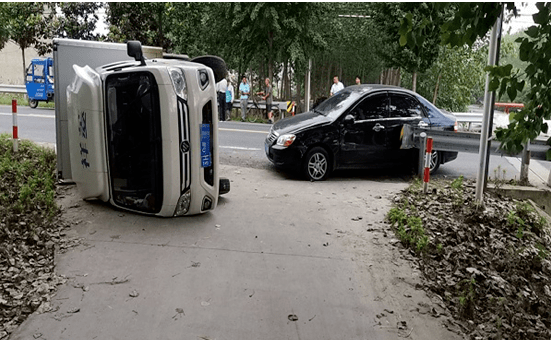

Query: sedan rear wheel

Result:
[429,150,440,174]
[303,147,331,181]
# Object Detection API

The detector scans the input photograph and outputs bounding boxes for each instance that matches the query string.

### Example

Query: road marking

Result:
[220,146,262,151]
[219,127,269,134]
[0,112,54,119]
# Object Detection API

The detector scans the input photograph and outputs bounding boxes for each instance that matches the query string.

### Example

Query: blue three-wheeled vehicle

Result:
[25,57,54,108]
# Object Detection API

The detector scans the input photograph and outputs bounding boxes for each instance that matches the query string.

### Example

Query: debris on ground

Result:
[388,177,551,339]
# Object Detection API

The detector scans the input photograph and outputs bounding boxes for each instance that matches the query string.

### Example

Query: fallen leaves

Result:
[0,138,77,339]
[389,178,551,339]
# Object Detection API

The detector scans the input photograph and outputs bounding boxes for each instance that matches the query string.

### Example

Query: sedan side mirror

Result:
[343,114,355,125]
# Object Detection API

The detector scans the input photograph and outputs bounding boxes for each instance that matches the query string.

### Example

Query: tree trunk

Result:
[268,32,273,82]
[397,68,401,87]
[285,61,291,99]
[412,71,417,92]
[433,73,442,104]
[326,63,332,96]
[21,47,26,84]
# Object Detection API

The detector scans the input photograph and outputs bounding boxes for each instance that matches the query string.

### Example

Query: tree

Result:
[53,2,103,40]
[371,3,445,92]
[5,2,54,82]
[402,44,487,112]
[106,2,171,50]
[0,3,10,51]
[398,3,551,157]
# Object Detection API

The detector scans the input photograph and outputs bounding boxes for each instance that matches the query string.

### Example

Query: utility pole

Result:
[305,59,311,112]
[475,5,503,205]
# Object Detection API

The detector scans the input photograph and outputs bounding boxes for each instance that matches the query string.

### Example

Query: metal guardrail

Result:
[406,126,550,161]
[0,84,26,94]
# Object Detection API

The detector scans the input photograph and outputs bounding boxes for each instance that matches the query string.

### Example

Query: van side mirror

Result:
[343,114,355,125]
[127,41,146,66]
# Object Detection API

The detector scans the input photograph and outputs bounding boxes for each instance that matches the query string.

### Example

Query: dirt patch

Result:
[388,177,551,339]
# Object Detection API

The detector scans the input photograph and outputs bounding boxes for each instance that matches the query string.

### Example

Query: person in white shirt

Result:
[330,76,344,96]
[216,78,228,121]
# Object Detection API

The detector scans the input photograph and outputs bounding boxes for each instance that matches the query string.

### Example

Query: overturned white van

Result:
[66,41,229,216]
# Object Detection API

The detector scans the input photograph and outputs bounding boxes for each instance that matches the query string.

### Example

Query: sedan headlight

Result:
[169,67,187,100]
[174,190,191,216]
[276,134,296,148]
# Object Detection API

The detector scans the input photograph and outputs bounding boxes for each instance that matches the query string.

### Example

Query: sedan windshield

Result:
[315,88,367,119]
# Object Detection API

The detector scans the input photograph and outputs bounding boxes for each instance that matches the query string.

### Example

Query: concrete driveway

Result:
[12,165,463,340]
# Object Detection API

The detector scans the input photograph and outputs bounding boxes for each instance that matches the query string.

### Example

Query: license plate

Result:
[200,124,211,168]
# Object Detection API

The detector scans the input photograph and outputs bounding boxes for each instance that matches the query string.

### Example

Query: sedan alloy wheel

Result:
[304,147,330,181]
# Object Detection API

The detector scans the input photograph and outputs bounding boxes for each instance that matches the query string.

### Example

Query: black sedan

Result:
[264,85,458,181]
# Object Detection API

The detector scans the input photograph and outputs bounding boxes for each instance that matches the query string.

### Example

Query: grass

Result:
[0,93,55,109]
[388,207,430,253]
[0,133,58,219]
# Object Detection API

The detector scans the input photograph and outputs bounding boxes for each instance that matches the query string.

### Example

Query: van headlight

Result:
[276,134,296,148]
[169,67,187,100]
[174,190,191,216]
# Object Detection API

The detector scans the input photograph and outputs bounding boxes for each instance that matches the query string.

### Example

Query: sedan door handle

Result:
[418,121,429,128]
[372,123,385,132]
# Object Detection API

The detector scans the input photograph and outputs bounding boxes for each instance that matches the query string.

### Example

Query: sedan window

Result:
[352,93,388,120]
[316,89,366,119]
[389,93,424,118]
[416,94,442,119]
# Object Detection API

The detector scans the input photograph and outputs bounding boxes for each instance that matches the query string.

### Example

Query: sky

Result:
[503,2,538,35]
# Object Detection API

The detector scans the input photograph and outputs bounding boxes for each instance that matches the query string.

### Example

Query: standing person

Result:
[216,77,228,121]
[256,78,274,123]
[239,76,250,121]
[225,79,234,121]
[355,76,361,85]
[330,76,344,96]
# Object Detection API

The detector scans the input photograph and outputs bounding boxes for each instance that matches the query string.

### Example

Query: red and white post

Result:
[12,99,18,153]
[423,137,433,193]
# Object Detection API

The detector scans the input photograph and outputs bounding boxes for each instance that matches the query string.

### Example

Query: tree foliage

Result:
[398,2,551,157]
[4,2,54,82]
[53,2,103,40]
[0,4,10,51]
[106,2,171,50]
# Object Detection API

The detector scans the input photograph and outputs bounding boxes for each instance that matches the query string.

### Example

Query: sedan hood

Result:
[273,111,332,135]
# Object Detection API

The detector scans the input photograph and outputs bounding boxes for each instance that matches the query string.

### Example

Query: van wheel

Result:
[303,147,331,181]
[429,150,440,174]
[29,99,38,109]
[190,55,227,83]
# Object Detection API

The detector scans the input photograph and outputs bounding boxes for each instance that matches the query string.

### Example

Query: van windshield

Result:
[105,72,163,213]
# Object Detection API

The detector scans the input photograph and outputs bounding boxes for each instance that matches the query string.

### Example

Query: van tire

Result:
[29,100,38,109]
[191,56,227,83]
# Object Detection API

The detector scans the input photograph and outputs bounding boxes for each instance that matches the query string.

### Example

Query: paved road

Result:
[1,104,549,183]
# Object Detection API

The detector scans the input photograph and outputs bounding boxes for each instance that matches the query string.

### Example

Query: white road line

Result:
[219,127,269,134]
[220,146,262,151]
[0,112,55,119]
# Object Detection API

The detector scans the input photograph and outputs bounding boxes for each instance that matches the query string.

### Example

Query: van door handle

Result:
[373,123,385,132]
[418,121,429,128]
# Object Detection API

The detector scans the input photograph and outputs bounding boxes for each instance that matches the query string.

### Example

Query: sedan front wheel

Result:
[303,147,331,181]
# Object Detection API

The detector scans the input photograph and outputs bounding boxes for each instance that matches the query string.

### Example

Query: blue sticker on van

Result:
[200,124,211,167]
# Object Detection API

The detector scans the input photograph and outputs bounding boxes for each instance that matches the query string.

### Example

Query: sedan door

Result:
[383,92,427,164]
[338,92,390,167]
